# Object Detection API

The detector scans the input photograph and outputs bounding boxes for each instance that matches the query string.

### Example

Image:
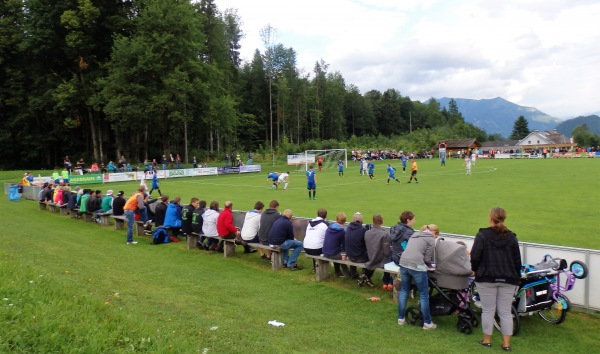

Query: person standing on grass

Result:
[317,156,323,172]
[386,164,400,184]
[338,159,344,176]
[471,207,521,352]
[268,209,304,270]
[267,172,279,190]
[408,158,418,183]
[278,171,290,190]
[303,208,329,272]
[397,224,440,330]
[359,214,391,288]
[149,169,162,196]
[367,159,375,179]
[123,186,148,245]
[401,153,408,173]
[465,155,472,175]
[306,165,317,200]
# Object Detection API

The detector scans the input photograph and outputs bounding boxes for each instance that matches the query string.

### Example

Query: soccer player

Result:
[441,153,446,167]
[408,158,418,184]
[386,164,400,184]
[267,172,279,190]
[317,156,323,172]
[401,154,408,173]
[367,160,375,180]
[306,165,317,200]
[362,158,368,176]
[465,156,472,175]
[338,159,344,177]
[149,169,162,196]
[278,171,290,190]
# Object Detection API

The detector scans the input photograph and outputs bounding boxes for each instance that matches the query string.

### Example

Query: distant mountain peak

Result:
[433,97,561,138]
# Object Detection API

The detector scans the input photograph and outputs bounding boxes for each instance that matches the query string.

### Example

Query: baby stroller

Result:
[470,255,588,336]
[405,238,479,334]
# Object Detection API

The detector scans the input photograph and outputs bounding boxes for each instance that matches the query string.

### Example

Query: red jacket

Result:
[217,208,237,236]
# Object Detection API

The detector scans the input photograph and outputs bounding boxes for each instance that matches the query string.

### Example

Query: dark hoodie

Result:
[322,223,346,256]
[470,227,522,285]
[345,221,368,259]
[258,208,280,244]
[390,222,414,264]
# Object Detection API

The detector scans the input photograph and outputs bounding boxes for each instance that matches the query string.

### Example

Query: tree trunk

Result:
[184,120,188,164]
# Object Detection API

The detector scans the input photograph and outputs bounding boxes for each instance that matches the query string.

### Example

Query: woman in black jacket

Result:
[471,207,521,352]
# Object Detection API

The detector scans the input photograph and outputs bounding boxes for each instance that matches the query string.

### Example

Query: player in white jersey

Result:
[278,171,290,190]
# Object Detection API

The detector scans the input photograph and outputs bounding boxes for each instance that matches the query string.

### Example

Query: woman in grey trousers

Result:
[470,207,522,352]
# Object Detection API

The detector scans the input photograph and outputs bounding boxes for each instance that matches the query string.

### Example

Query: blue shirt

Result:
[401,156,407,166]
[338,161,344,171]
[387,166,396,177]
[268,172,278,181]
[368,162,374,172]
[306,169,316,183]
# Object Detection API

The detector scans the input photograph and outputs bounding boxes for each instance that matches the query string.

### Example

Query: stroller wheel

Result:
[457,318,473,334]
[405,306,423,327]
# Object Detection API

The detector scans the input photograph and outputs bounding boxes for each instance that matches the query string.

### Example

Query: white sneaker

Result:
[423,322,437,330]
[398,318,406,325]
[127,241,138,245]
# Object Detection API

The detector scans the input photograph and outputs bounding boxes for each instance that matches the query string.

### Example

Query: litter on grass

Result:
[268,320,285,327]
[209,326,218,331]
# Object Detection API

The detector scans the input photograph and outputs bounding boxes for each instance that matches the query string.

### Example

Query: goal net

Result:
[294,149,347,172]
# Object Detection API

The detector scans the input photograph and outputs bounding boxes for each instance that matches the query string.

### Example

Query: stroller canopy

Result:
[430,238,472,289]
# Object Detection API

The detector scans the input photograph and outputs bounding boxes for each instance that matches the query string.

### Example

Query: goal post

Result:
[299,149,347,172]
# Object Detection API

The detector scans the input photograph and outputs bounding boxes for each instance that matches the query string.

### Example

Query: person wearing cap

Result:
[21,173,31,187]
[112,191,126,216]
[100,190,114,214]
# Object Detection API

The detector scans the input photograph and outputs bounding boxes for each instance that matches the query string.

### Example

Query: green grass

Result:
[11,158,593,249]
[1,158,599,352]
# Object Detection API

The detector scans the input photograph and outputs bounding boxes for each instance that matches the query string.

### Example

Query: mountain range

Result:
[434,97,563,138]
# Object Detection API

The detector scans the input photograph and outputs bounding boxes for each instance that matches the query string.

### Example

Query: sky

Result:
[214,0,600,119]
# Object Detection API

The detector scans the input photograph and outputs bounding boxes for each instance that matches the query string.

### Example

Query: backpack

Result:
[152,227,170,244]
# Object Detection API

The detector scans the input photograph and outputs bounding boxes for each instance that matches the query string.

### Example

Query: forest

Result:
[0,0,491,169]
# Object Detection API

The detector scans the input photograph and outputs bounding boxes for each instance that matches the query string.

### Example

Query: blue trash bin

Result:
[9,185,20,201]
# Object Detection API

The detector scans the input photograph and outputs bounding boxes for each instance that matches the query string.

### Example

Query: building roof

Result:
[517,130,570,146]
[480,140,519,148]
[437,139,481,149]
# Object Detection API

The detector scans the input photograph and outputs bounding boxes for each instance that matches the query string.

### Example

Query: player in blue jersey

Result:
[367,160,375,180]
[386,164,400,184]
[338,159,344,177]
[267,172,279,190]
[401,154,408,173]
[306,165,317,200]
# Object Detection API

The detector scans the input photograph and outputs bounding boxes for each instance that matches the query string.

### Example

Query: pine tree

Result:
[510,116,530,140]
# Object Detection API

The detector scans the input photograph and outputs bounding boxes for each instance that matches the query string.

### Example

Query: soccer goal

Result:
[294,149,347,172]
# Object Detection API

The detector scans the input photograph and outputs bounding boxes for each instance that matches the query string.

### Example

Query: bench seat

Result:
[246,243,283,270]
[111,215,126,230]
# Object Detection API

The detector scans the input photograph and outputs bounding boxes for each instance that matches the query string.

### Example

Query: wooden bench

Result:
[188,232,202,250]
[111,215,126,230]
[48,202,59,213]
[70,208,80,219]
[59,204,69,216]
[83,211,95,222]
[201,235,238,258]
[305,254,400,299]
[135,221,147,236]
[247,243,283,270]
[97,212,112,226]
[39,201,47,211]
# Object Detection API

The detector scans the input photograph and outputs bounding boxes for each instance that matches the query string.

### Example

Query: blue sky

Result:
[215,0,600,119]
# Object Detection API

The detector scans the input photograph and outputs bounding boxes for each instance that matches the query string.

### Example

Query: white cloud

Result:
[216,0,600,118]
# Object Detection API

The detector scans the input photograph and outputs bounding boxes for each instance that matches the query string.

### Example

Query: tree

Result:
[510,116,530,140]
[572,124,600,147]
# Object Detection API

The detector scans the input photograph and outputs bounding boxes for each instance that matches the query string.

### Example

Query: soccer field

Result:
[128,157,598,250]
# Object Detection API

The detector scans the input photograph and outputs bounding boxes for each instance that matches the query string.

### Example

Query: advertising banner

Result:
[240,165,261,173]
[166,169,193,178]
[218,166,240,174]
[287,154,315,165]
[193,167,219,176]
[104,172,137,183]
[70,174,103,185]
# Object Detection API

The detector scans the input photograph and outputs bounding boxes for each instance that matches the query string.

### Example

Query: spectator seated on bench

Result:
[202,201,221,251]
[217,201,241,257]
[359,213,392,288]
[181,197,199,246]
[344,212,369,279]
[268,209,303,271]
[190,200,207,250]
[240,201,264,254]
[257,200,281,260]
[163,197,183,236]
[303,208,329,272]
[322,212,351,278]
[153,195,169,228]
